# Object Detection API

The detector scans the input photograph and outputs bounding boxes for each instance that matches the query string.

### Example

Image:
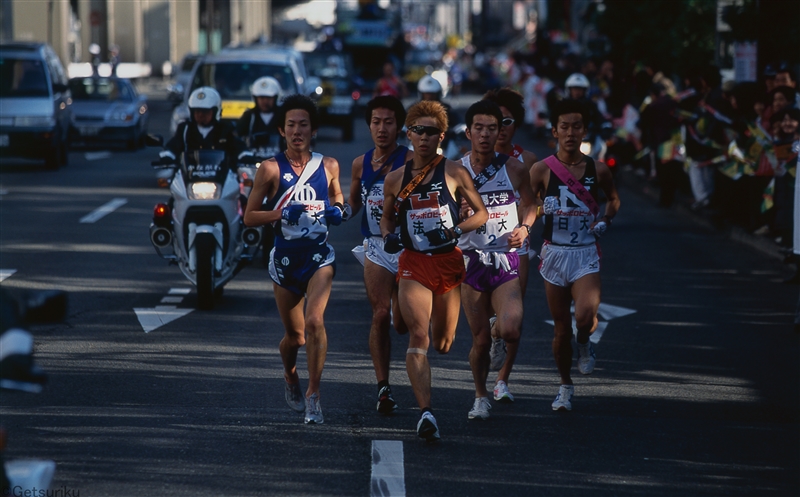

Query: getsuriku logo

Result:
[4,486,80,497]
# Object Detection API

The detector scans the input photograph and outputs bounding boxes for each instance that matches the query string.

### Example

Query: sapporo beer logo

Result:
[293,184,318,202]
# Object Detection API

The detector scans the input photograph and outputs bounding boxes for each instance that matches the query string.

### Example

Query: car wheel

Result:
[44,143,60,170]
[342,116,354,142]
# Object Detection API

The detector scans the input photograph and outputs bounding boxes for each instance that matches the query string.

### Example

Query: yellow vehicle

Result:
[170,46,318,133]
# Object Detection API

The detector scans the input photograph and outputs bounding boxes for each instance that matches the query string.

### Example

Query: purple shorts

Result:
[462,250,520,293]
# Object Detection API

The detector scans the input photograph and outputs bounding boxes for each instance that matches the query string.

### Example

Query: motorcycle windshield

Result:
[248,132,281,158]
[184,150,228,183]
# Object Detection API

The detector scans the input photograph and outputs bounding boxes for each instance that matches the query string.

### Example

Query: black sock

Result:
[421,407,432,415]
[378,380,390,390]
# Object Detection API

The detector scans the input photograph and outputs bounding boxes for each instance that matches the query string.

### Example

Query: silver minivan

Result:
[0,42,72,169]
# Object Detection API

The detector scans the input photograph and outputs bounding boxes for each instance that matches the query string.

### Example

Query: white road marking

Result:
[160,296,183,304]
[370,440,405,497]
[85,151,112,161]
[168,288,191,295]
[0,189,8,195]
[0,269,17,282]
[134,306,193,333]
[547,303,636,344]
[79,198,127,223]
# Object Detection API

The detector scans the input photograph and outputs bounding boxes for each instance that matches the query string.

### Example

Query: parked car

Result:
[68,76,149,149]
[303,50,361,142]
[167,52,200,103]
[0,42,71,169]
[171,46,320,133]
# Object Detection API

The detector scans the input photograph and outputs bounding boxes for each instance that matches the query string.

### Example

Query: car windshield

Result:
[69,78,134,102]
[191,62,298,99]
[305,53,350,80]
[181,55,200,73]
[0,58,49,97]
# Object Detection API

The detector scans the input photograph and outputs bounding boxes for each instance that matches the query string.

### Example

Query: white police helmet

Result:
[418,74,442,96]
[188,86,221,121]
[251,76,281,98]
[565,73,590,89]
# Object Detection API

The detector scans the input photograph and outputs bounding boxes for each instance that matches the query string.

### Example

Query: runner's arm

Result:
[449,161,488,234]
[347,156,365,216]
[379,168,403,237]
[325,157,344,206]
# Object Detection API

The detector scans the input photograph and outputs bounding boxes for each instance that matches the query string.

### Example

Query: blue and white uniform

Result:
[358,146,407,272]
[268,152,336,294]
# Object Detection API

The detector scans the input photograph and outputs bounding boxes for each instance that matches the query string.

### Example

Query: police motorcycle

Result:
[1,288,67,492]
[146,88,263,310]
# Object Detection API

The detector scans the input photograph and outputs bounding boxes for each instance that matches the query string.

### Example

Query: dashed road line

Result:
[370,440,405,497]
[79,198,127,223]
[134,287,193,333]
[0,269,17,282]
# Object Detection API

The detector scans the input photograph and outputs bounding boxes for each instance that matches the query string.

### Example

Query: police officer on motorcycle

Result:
[417,75,462,158]
[160,86,248,168]
[563,73,609,157]
[236,76,283,157]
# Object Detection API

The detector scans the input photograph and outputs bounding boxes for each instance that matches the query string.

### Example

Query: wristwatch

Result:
[452,225,463,238]
[602,215,613,226]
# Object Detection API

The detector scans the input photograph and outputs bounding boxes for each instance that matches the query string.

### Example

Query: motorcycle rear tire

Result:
[195,233,216,310]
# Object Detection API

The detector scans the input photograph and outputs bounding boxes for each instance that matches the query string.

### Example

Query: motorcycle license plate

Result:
[0,134,8,147]
[80,126,99,136]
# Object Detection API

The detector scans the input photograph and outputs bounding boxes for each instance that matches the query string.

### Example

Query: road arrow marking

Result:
[546,302,636,344]
[598,302,637,320]
[134,306,193,333]
[79,198,127,223]
[371,440,405,497]
[0,269,17,282]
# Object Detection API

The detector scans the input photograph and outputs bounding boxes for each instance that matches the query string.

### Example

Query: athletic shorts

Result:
[462,250,519,293]
[269,243,336,295]
[537,241,601,287]
[517,235,530,256]
[397,247,465,295]
[364,236,400,274]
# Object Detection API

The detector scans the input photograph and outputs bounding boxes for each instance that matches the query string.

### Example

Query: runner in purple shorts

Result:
[457,99,537,420]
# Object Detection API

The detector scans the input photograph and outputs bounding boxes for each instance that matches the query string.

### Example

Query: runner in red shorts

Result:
[380,100,488,442]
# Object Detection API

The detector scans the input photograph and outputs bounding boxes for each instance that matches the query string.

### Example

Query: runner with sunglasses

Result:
[345,96,414,415]
[529,99,620,412]
[481,88,539,377]
[380,100,488,442]
[456,99,538,419]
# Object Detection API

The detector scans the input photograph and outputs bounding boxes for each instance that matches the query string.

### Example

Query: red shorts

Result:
[397,248,466,295]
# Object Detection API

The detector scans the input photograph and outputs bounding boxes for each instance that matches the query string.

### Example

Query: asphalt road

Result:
[0,90,798,497]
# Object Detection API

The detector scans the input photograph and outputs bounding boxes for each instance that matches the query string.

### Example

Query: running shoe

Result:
[489,317,506,371]
[551,384,574,411]
[577,341,596,375]
[493,380,515,403]
[304,393,324,424]
[416,411,440,442]
[377,385,398,415]
[468,397,492,420]
[285,381,305,413]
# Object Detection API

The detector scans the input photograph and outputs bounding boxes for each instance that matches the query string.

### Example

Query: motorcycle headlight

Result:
[190,182,219,200]
[580,141,592,155]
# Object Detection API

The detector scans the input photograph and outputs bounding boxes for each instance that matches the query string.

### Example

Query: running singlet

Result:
[542,157,600,247]
[458,154,519,252]
[511,144,524,160]
[397,158,460,254]
[360,146,408,237]
[273,152,331,248]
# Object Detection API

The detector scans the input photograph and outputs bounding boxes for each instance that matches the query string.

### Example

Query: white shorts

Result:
[353,236,400,274]
[538,242,600,287]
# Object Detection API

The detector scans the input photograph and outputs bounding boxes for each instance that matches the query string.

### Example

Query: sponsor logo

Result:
[409,191,440,210]
[430,182,443,191]
[281,257,290,266]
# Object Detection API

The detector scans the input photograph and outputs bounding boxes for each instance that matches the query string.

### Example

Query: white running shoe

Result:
[493,380,514,403]
[488,317,506,371]
[417,411,440,442]
[285,381,305,413]
[468,397,492,420]
[304,393,324,424]
[577,341,596,375]
[551,384,574,411]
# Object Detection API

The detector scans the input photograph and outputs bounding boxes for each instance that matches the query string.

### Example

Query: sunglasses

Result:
[408,125,442,136]
[502,117,515,127]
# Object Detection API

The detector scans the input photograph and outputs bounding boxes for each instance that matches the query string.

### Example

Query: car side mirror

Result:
[145,134,164,147]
